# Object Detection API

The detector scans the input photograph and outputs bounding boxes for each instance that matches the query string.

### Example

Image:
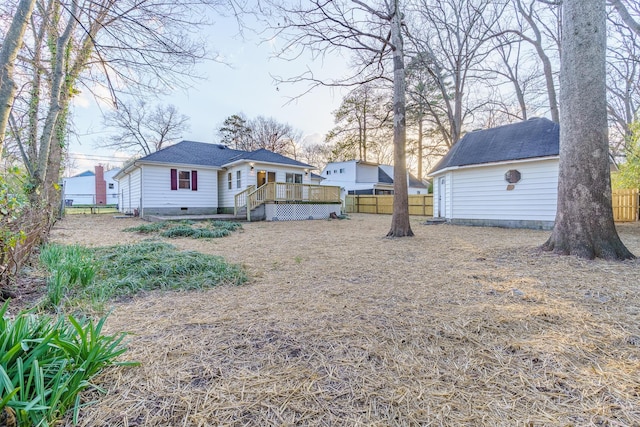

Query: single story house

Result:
[428,117,560,229]
[63,165,119,206]
[114,140,341,221]
[319,160,428,200]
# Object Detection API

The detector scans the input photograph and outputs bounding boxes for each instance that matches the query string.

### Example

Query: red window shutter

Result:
[191,170,198,191]
[170,169,177,190]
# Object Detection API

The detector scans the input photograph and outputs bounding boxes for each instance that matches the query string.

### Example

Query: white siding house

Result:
[429,117,560,229]
[63,166,119,206]
[114,141,335,220]
[320,160,428,200]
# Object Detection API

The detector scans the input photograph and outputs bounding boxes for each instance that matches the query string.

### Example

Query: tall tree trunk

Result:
[542,0,633,260]
[417,116,423,181]
[387,0,413,238]
[0,0,37,156]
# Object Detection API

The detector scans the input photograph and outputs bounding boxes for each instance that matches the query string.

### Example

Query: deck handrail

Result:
[234,185,255,216]
[246,182,341,220]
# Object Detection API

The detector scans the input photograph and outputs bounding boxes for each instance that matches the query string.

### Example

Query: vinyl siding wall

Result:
[141,164,218,215]
[118,168,141,214]
[448,158,558,221]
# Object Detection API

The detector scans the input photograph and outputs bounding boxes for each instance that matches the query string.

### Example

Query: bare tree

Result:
[1,0,228,287]
[542,0,633,260]
[409,0,508,146]
[606,6,640,153]
[405,53,449,180]
[265,0,414,236]
[247,116,301,156]
[608,0,640,37]
[99,101,190,155]
[507,0,561,122]
[481,26,549,123]
[0,0,36,156]
[326,83,392,163]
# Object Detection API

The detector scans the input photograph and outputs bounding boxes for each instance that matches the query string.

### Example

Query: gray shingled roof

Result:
[378,165,427,188]
[378,167,394,184]
[138,140,312,168]
[429,118,559,175]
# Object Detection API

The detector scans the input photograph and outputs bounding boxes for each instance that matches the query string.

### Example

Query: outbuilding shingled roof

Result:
[429,117,559,175]
[138,140,312,168]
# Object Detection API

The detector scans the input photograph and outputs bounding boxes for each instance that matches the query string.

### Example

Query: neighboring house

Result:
[63,166,119,206]
[319,160,428,199]
[114,140,341,220]
[428,117,560,229]
[309,172,324,185]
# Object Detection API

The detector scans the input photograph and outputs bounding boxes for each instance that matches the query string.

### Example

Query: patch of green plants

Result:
[40,242,247,310]
[124,220,242,239]
[122,221,167,234]
[0,302,133,427]
[40,244,97,308]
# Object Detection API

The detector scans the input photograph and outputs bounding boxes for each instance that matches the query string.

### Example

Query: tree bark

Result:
[542,0,633,260]
[0,0,37,156]
[387,0,413,238]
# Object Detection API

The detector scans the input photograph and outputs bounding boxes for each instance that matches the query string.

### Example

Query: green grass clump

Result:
[40,244,97,308]
[124,219,242,239]
[0,302,133,426]
[40,242,247,310]
[160,225,198,238]
[122,221,167,233]
[92,242,246,300]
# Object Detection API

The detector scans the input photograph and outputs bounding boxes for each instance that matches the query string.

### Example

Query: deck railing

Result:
[241,182,341,220]
[234,185,255,216]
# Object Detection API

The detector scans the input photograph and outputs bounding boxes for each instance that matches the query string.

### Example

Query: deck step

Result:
[423,218,447,225]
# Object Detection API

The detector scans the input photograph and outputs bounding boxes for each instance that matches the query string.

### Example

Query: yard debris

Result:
[44,214,640,426]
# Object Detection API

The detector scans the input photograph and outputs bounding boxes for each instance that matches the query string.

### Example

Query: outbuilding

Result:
[428,117,559,229]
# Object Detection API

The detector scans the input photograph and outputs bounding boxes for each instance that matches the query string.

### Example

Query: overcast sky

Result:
[67,13,349,175]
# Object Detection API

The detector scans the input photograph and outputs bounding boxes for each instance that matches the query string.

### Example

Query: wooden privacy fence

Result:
[346,191,638,222]
[345,194,434,216]
[612,188,639,222]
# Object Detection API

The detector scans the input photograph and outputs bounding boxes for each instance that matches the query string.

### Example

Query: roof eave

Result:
[137,160,223,170]
[229,159,312,170]
[428,155,559,177]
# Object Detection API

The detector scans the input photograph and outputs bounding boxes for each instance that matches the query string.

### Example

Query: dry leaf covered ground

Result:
[49,213,640,426]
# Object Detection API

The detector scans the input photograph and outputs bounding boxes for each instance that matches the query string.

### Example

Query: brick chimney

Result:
[95,165,107,204]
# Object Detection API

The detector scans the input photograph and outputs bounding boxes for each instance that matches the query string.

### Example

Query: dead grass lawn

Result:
[48,214,640,426]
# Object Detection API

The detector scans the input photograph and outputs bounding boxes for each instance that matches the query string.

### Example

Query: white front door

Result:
[438,177,446,217]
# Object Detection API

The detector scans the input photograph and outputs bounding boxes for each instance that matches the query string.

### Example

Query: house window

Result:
[286,173,303,184]
[339,168,345,173]
[228,172,232,190]
[326,170,331,175]
[236,170,241,188]
[108,183,114,189]
[178,171,191,189]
